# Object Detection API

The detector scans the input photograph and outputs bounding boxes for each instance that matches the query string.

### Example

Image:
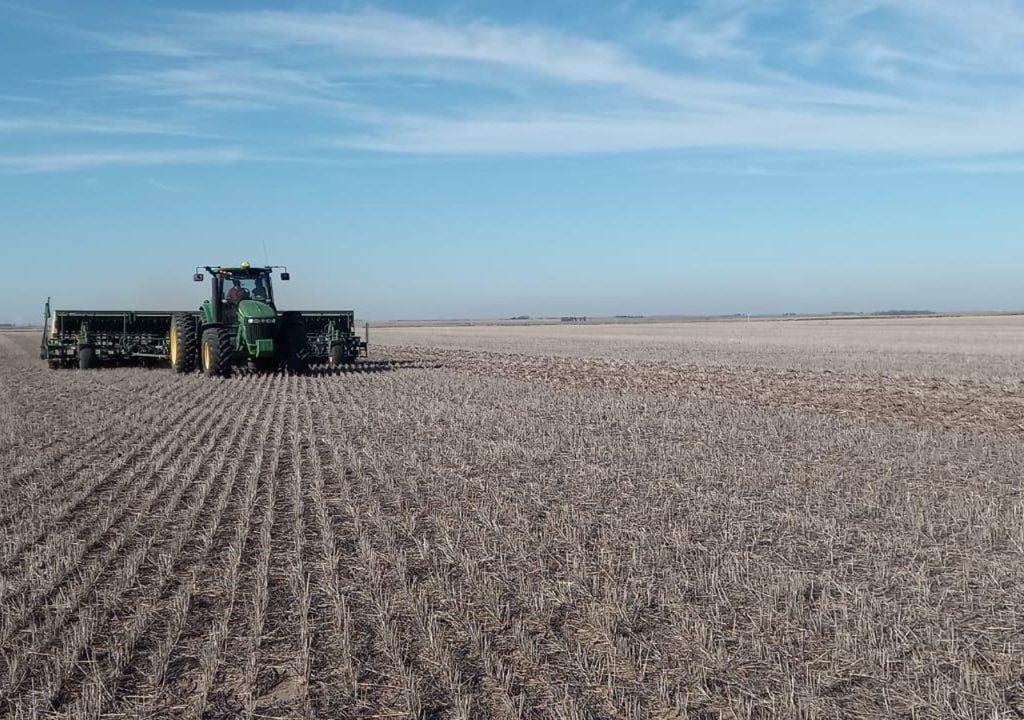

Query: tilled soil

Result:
[1,331,1023,719]
[384,346,1024,433]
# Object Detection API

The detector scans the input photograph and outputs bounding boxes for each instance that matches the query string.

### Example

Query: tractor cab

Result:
[220,270,273,308]
[193,262,290,325]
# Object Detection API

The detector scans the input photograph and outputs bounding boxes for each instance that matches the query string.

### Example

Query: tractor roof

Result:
[220,267,271,276]
[197,263,288,280]
[205,264,272,277]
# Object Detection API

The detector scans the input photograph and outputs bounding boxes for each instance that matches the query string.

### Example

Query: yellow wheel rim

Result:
[202,341,212,371]
[170,327,179,366]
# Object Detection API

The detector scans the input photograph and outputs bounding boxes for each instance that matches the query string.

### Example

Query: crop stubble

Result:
[0,322,1022,719]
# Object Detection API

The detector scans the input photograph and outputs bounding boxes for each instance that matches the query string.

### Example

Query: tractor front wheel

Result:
[200,327,234,377]
[170,313,198,373]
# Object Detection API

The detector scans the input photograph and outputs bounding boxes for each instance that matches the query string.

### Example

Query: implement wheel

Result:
[200,327,234,378]
[170,313,198,373]
[328,344,345,366]
[78,346,96,370]
[283,321,310,375]
[329,343,357,366]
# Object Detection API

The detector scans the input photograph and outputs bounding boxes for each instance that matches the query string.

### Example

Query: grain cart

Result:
[41,262,367,376]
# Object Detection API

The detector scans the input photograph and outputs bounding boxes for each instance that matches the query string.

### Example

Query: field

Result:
[2,316,1023,719]
[373,315,1024,381]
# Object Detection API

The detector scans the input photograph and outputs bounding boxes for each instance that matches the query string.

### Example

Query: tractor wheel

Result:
[170,313,198,373]
[328,344,346,366]
[329,344,358,366]
[78,346,96,370]
[284,321,310,374]
[200,327,234,378]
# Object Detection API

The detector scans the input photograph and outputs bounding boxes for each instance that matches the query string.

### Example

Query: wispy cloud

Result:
[0,148,244,173]
[0,1,61,21]
[0,93,45,104]
[197,10,765,107]
[10,2,1024,167]
[338,104,1024,156]
[930,156,1024,175]
[162,9,914,111]
[99,33,198,58]
[0,114,199,136]
[639,4,753,62]
[102,60,363,115]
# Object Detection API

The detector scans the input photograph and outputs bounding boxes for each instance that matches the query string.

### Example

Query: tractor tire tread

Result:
[202,326,234,377]
[171,313,198,373]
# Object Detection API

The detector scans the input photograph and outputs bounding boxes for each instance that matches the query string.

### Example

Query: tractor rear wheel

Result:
[284,321,310,374]
[170,313,198,373]
[200,327,234,377]
[78,346,96,370]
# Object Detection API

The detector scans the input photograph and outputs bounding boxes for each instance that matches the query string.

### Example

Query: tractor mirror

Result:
[280,272,290,281]
[193,273,204,282]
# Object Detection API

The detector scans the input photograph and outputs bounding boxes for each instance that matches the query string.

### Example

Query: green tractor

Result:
[42,262,366,375]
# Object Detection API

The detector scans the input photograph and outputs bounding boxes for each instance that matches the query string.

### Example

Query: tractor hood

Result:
[237,299,277,320]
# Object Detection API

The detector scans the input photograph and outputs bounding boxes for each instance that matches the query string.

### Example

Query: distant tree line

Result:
[876,310,936,316]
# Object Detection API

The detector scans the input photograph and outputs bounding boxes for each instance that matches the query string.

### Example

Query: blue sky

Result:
[1,0,1023,322]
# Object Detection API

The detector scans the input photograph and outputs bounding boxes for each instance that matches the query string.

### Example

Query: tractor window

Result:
[221,275,273,305]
